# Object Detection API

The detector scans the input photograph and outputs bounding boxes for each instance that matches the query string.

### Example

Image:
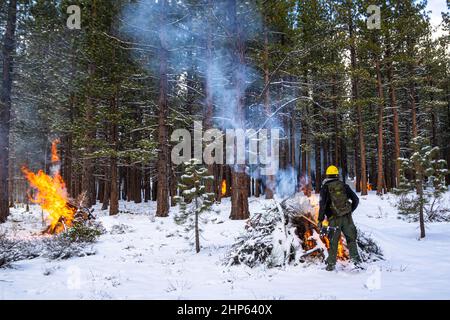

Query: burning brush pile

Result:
[22,140,99,235]
[0,140,105,268]
[227,194,383,268]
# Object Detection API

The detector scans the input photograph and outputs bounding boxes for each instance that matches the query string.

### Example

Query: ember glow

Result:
[22,140,75,234]
[51,139,60,163]
[221,180,227,197]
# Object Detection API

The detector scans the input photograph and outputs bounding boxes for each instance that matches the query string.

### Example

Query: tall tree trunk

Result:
[332,76,340,167]
[255,178,261,197]
[134,166,142,204]
[411,85,418,138]
[98,176,105,203]
[386,54,400,187]
[408,42,424,237]
[81,63,96,207]
[217,164,224,201]
[128,167,134,202]
[341,139,347,183]
[323,139,329,169]
[101,171,110,211]
[125,166,131,201]
[110,85,119,215]
[144,170,150,202]
[156,0,169,217]
[225,165,232,197]
[290,107,296,168]
[428,78,438,147]
[0,0,17,222]
[349,10,367,195]
[64,38,77,199]
[280,116,289,170]
[418,182,425,239]
[169,164,177,207]
[195,197,200,253]
[302,72,312,196]
[387,47,400,188]
[63,133,73,197]
[229,0,249,220]
[383,133,391,192]
[204,0,215,196]
[151,179,157,201]
[306,148,312,197]
[8,125,14,207]
[354,136,361,192]
[314,139,321,193]
[375,56,384,196]
[263,21,275,199]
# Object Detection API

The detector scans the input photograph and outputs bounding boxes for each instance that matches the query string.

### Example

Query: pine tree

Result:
[395,136,448,237]
[174,159,214,253]
[0,0,17,222]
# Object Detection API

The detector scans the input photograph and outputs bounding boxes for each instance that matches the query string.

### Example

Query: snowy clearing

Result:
[1,192,450,300]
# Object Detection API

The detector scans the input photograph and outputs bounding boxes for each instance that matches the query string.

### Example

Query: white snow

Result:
[1,192,450,300]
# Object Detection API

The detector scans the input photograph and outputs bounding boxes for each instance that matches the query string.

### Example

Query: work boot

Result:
[326,264,335,271]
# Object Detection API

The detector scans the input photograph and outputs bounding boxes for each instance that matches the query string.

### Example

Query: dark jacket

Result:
[318,178,359,222]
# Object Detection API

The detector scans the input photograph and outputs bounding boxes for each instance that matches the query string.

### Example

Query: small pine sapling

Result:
[395,136,448,237]
[174,159,214,253]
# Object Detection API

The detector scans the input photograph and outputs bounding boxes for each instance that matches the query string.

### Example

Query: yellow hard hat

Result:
[326,165,339,176]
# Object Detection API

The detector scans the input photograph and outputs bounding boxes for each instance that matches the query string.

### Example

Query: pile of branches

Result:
[357,230,383,263]
[226,196,307,268]
[0,231,43,267]
[227,194,383,268]
[0,221,105,268]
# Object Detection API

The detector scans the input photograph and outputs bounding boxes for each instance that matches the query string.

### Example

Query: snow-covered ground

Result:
[1,192,450,300]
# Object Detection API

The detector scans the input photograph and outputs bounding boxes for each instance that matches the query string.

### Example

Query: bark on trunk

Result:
[386,45,400,188]
[408,44,424,237]
[81,63,96,207]
[332,76,340,167]
[195,197,200,253]
[411,85,418,138]
[315,139,321,194]
[204,0,215,196]
[290,108,296,169]
[101,173,110,211]
[263,21,275,199]
[375,57,384,196]
[169,164,177,207]
[354,136,361,192]
[229,0,249,220]
[0,0,17,223]
[110,87,119,215]
[349,12,367,195]
[156,0,169,217]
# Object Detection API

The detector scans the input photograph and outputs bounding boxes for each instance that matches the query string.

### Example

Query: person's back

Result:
[318,165,361,271]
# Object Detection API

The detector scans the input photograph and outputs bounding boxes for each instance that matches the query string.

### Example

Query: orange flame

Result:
[22,140,75,234]
[304,194,348,260]
[51,139,60,163]
[360,181,373,191]
[221,180,227,197]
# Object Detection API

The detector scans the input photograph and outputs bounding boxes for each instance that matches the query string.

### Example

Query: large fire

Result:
[304,194,348,260]
[22,140,75,234]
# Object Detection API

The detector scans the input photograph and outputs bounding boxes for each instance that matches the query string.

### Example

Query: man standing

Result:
[318,165,361,271]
